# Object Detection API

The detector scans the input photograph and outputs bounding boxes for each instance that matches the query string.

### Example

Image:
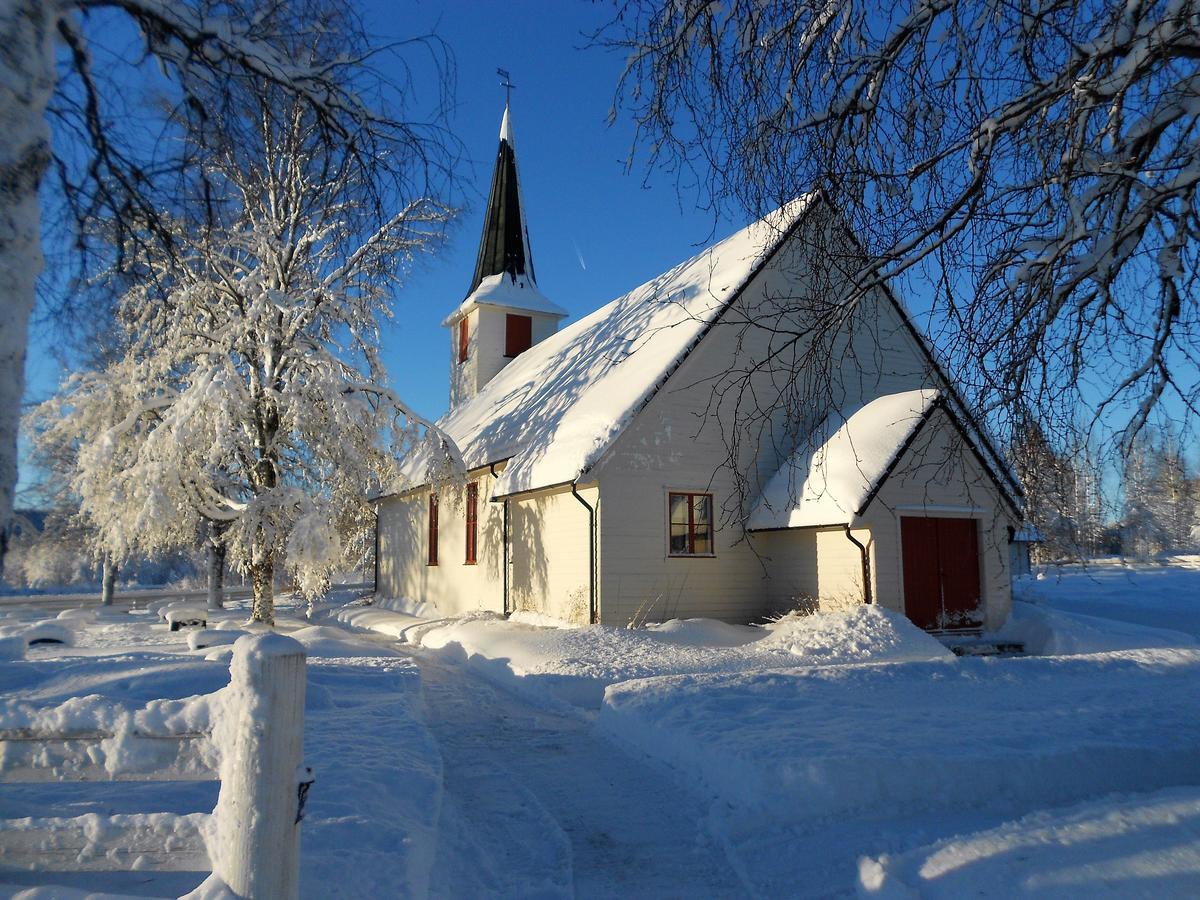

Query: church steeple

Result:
[444,98,567,410]
[468,104,536,295]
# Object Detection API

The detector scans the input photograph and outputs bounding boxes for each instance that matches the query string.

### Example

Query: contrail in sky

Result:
[572,238,587,271]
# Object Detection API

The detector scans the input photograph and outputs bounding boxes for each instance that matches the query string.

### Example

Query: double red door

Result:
[901,517,982,631]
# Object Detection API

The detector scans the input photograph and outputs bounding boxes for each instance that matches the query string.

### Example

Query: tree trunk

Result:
[100,556,117,606]
[207,521,227,610]
[0,0,55,559]
[249,555,275,626]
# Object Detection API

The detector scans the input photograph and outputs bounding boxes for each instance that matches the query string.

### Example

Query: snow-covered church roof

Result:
[401,196,816,498]
[747,390,942,530]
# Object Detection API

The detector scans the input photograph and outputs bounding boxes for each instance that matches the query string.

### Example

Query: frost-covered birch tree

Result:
[0,0,453,574]
[602,0,1200,447]
[30,77,459,624]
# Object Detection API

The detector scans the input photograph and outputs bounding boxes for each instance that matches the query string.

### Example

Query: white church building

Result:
[374,104,1023,633]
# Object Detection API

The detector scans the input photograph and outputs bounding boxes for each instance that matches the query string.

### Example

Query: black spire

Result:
[468,105,536,296]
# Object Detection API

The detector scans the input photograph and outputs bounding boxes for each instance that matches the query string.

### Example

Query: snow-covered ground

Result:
[1,557,1198,897]
[1014,554,1200,638]
[0,598,441,899]
[858,787,1200,898]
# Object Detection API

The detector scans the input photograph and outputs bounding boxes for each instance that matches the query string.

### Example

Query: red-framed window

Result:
[668,492,714,556]
[458,318,469,363]
[465,482,478,564]
[428,492,439,566]
[504,314,532,358]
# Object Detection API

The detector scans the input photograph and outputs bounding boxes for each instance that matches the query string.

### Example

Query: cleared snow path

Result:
[413,650,749,899]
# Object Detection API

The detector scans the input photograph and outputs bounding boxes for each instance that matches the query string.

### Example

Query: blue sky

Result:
[18,2,738,497]
[362,0,737,422]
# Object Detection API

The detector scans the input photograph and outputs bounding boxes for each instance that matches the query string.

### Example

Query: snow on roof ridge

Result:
[748,389,942,531]
[396,195,817,497]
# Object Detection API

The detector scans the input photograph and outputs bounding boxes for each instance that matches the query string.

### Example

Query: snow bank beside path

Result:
[326,596,435,643]
[600,649,1200,828]
[758,606,951,663]
[857,786,1200,898]
[415,607,950,708]
[1000,600,1197,655]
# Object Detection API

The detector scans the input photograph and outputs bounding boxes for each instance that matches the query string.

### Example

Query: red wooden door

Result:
[901,517,942,630]
[901,517,982,631]
[936,518,982,628]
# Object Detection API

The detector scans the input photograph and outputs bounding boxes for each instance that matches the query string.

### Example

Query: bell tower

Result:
[443,98,567,408]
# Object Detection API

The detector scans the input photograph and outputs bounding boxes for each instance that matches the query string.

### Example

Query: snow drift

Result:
[600,648,1200,827]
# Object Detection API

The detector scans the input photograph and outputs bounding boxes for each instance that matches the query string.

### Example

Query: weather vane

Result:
[497,68,516,106]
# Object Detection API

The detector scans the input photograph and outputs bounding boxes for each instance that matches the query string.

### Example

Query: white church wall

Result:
[815,526,876,611]
[450,306,563,409]
[751,529,819,616]
[509,483,595,625]
[470,306,561,394]
[448,309,479,410]
[375,469,506,616]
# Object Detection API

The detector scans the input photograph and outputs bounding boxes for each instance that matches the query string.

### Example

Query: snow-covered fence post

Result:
[211,633,308,899]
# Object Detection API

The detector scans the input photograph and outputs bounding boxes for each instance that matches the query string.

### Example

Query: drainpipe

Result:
[372,506,380,594]
[843,525,873,605]
[571,483,598,624]
[489,463,510,616]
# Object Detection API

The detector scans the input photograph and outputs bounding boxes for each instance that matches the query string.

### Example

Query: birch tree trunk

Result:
[249,553,275,626]
[0,0,55,573]
[207,521,227,610]
[100,555,116,606]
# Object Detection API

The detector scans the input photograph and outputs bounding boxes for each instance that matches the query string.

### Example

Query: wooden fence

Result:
[0,634,310,899]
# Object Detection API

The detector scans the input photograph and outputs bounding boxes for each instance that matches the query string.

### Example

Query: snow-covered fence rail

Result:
[0,581,372,614]
[0,634,310,899]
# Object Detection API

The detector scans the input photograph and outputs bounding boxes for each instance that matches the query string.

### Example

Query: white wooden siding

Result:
[375,469,506,616]
[752,530,819,615]
[450,306,561,408]
[509,483,595,624]
[376,475,595,624]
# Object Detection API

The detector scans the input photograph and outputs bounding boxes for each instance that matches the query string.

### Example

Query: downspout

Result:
[372,507,380,594]
[490,463,510,616]
[571,483,597,624]
[843,525,873,605]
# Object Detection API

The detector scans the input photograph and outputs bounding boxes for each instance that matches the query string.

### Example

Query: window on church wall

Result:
[504,314,532,358]
[668,492,714,556]
[465,482,478,564]
[428,492,439,566]
[458,318,469,363]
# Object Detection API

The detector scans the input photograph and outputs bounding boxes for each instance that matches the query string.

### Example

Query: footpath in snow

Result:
[415,650,749,899]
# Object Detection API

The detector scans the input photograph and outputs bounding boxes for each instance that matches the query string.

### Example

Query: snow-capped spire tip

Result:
[499,103,512,144]
[467,101,535,296]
